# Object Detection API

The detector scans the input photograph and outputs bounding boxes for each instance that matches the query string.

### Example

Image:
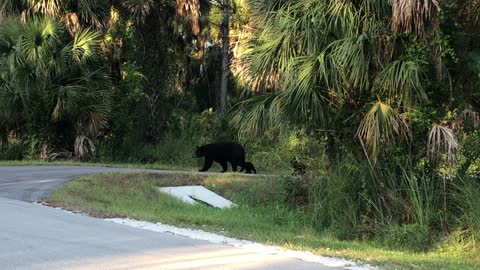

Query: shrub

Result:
[454,177,480,231]
[380,223,433,252]
[0,143,24,160]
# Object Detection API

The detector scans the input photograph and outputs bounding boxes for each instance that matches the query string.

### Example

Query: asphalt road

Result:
[0,166,134,202]
[0,166,343,270]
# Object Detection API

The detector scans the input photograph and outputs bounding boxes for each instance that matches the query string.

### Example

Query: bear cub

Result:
[239,162,256,174]
[193,142,256,173]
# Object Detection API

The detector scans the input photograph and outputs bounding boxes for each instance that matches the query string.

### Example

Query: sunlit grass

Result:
[47,172,480,270]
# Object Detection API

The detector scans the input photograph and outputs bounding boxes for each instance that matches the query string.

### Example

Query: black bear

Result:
[240,162,256,174]
[194,142,246,173]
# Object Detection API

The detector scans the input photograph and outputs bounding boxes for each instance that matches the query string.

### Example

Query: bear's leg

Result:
[231,162,238,172]
[199,158,213,172]
[239,162,248,173]
[248,163,257,174]
[219,161,228,173]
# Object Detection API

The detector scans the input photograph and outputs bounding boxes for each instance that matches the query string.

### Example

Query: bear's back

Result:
[203,142,245,161]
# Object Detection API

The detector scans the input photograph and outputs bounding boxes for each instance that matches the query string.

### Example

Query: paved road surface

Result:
[0,166,343,270]
[0,166,135,202]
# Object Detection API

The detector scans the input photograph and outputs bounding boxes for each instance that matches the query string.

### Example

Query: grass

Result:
[46,172,480,270]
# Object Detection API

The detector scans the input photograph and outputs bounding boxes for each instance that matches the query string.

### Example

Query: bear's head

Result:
[193,146,205,158]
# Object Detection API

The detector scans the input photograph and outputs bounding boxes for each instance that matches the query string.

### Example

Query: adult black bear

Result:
[193,142,246,173]
[240,162,256,174]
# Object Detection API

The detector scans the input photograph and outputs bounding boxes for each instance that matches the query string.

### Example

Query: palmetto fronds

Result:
[234,0,436,151]
[176,0,201,35]
[74,135,96,159]
[330,33,371,92]
[357,101,410,163]
[75,0,109,29]
[122,0,157,24]
[392,0,441,34]
[427,124,459,165]
[461,0,480,25]
[0,0,109,33]
[374,59,428,108]
[361,0,392,18]
[231,93,279,137]
[24,0,62,16]
[452,108,480,131]
[0,16,110,146]
[71,27,100,62]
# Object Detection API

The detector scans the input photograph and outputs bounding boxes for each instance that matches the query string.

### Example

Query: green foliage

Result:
[380,224,433,252]
[454,177,480,231]
[0,16,111,154]
[1,0,480,258]
[374,59,428,108]
[356,101,410,162]
[0,143,24,160]
[308,154,366,239]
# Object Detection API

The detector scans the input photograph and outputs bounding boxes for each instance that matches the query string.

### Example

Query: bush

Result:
[308,155,366,239]
[380,224,433,252]
[279,175,310,206]
[454,177,480,231]
[0,143,24,160]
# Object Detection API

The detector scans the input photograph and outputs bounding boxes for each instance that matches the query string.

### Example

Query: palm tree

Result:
[0,0,109,33]
[233,0,479,164]
[0,16,110,158]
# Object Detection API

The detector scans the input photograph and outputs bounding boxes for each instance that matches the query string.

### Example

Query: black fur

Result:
[240,162,256,174]
[193,142,246,173]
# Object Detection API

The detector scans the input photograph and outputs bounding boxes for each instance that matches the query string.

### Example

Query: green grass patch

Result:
[46,172,480,270]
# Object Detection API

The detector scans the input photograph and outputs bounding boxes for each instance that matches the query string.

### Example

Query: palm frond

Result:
[74,135,96,158]
[461,0,480,25]
[76,103,110,136]
[76,0,109,29]
[427,124,458,165]
[176,0,201,35]
[374,58,428,108]
[357,101,410,163]
[392,0,441,34]
[123,0,157,24]
[278,85,325,127]
[326,0,359,37]
[0,77,25,125]
[0,17,22,54]
[50,84,85,121]
[71,27,100,62]
[0,0,25,18]
[330,33,371,92]
[452,107,480,130]
[230,93,280,137]
[20,17,63,67]
[24,0,62,16]
[361,0,392,19]
[0,15,111,143]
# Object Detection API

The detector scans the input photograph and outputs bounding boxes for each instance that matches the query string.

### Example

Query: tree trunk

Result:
[219,0,230,118]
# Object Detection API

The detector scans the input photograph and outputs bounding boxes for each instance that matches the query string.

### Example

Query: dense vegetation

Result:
[1,0,480,254]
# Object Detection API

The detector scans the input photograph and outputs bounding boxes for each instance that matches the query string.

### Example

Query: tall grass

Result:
[454,177,480,231]
[307,153,444,250]
[309,155,368,239]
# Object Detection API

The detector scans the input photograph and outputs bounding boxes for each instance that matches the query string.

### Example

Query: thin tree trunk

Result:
[219,0,230,118]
